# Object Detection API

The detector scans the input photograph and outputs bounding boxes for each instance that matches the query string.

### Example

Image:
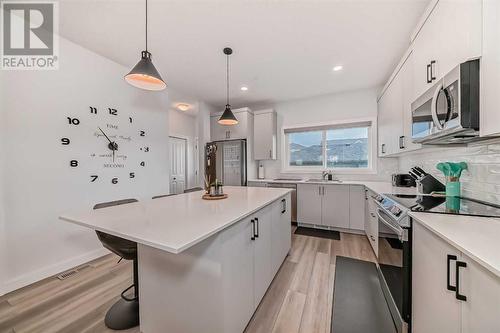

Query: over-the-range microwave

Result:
[411,59,480,144]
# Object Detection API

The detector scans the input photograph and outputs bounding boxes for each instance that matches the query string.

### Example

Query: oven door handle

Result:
[376,208,404,240]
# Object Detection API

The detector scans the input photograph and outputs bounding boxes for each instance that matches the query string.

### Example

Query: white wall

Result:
[249,88,398,181]
[0,36,172,295]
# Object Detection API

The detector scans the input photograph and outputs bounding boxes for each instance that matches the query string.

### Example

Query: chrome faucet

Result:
[322,170,331,180]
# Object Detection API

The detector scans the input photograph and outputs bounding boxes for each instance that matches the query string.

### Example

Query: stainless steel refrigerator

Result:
[205,140,247,186]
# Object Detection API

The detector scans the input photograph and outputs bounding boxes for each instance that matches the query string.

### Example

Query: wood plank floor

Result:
[0,230,396,333]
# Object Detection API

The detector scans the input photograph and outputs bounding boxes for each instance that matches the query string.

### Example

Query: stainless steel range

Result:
[371,193,413,333]
[371,193,500,333]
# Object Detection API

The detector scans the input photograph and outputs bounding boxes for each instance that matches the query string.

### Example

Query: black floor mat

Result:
[386,237,403,249]
[332,256,396,333]
[294,227,340,240]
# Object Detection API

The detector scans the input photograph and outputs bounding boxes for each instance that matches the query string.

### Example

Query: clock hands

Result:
[98,127,118,162]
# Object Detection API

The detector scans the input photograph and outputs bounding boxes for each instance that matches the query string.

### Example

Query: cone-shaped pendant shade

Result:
[125,51,166,91]
[218,104,238,125]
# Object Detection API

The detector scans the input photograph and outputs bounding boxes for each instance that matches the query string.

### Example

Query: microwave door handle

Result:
[376,208,404,240]
[431,82,444,130]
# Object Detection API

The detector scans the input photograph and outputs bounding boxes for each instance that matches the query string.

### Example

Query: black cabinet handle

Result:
[447,254,457,291]
[281,198,286,214]
[456,261,467,301]
[255,217,259,238]
[430,60,436,81]
[381,143,386,154]
[251,219,255,240]
[427,63,432,83]
[399,136,405,149]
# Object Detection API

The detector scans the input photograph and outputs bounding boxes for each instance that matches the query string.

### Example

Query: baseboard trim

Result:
[297,222,365,235]
[0,247,109,296]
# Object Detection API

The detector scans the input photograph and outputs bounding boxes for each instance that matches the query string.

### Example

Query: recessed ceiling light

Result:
[333,65,343,72]
[240,86,249,91]
[176,103,190,111]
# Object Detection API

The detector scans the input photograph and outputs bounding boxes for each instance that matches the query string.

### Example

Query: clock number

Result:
[129,172,135,179]
[67,117,80,125]
[61,138,70,145]
[129,117,133,123]
[90,106,97,114]
[140,161,145,167]
[108,108,118,116]
[111,177,118,184]
[70,160,78,167]
[90,175,98,182]
[140,130,145,137]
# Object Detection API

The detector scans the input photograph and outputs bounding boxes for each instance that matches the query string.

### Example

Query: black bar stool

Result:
[93,198,139,330]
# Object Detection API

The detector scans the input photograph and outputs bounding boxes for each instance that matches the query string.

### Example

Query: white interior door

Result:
[170,137,187,194]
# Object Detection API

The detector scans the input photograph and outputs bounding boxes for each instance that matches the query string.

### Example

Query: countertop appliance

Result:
[266,182,297,223]
[411,59,480,144]
[392,174,416,187]
[205,140,247,186]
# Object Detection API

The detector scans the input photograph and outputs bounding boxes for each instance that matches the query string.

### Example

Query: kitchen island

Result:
[60,186,292,333]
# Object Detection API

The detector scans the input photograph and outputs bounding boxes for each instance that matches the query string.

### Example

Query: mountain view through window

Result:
[287,125,370,169]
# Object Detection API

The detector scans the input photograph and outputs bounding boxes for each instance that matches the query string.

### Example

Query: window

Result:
[284,121,373,172]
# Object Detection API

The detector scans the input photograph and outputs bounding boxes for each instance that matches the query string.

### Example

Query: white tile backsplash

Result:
[398,138,500,204]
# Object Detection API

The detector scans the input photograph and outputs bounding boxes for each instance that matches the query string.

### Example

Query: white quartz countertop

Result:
[248,178,417,195]
[409,211,500,278]
[60,187,291,254]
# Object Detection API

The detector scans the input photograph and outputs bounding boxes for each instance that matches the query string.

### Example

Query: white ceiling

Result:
[59,0,429,109]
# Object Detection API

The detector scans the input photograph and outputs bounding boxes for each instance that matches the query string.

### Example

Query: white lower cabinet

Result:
[413,222,461,333]
[412,221,500,333]
[297,184,368,231]
[297,184,322,225]
[322,184,350,229]
[222,194,291,332]
[221,216,255,333]
[253,205,273,307]
[271,196,292,275]
[364,189,378,256]
[460,253,500,333]
[349,185,365,230]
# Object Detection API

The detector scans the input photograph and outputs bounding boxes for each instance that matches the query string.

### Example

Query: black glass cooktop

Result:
[387,194,500,218]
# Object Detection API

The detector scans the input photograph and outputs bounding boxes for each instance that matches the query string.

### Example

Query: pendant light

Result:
[218,47,238,125]
[124,0,166,91]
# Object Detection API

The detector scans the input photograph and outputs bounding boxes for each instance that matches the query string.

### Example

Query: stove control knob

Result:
[391,207,402,216]
[375,195,384,202]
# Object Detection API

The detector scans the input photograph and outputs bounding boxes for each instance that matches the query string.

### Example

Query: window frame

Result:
[281,117,377,175]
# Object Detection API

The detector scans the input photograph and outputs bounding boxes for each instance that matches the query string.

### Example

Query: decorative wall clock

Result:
[61,106,150,185]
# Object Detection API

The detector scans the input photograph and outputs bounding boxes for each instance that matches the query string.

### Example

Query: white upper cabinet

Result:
[401,53,421,152]
[378,52,414,157]
[411,0,481,99]
[210,108,253,141]
[253,109,277,160]
[481,0,500,137]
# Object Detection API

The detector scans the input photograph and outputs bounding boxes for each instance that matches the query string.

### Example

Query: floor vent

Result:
[56,264,90,280]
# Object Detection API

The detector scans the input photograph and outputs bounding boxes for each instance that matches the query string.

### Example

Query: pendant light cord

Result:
[226,53,229,106]
[145,0,148,51]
